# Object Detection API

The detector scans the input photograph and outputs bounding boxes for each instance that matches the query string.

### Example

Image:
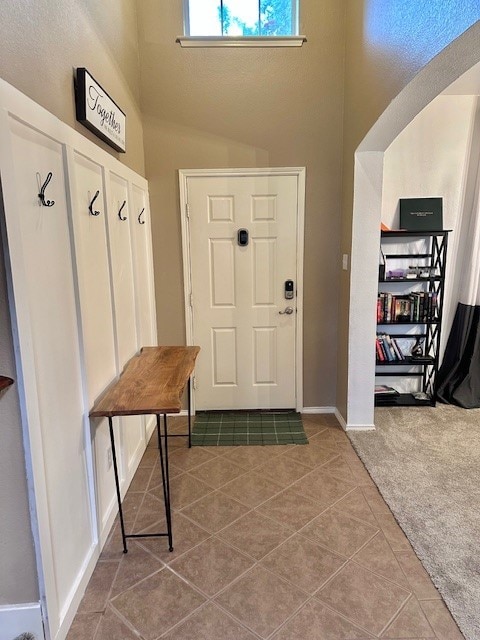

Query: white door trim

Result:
[179,167,305,412]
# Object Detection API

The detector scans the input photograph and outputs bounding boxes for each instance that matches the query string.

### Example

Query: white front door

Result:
[180,169,304,410]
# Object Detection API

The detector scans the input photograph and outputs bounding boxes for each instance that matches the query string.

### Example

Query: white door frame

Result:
[179,167,305,413]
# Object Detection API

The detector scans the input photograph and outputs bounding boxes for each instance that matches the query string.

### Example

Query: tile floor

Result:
[67,414,463,640]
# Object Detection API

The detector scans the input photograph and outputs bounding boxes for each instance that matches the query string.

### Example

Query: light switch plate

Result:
[342,254,349,270]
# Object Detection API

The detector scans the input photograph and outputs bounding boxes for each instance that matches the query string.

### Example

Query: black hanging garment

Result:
[436,303,480,408]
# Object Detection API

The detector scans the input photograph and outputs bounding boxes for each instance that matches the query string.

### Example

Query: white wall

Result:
[381,94,478,348]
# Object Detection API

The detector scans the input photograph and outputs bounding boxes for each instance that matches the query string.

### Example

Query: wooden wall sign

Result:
[75,68,126,153]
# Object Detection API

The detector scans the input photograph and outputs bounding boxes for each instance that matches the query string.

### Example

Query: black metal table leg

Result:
[108,417,128,554]
[187,377,192,448]
[163,414,173,551]
[156,414,173,552]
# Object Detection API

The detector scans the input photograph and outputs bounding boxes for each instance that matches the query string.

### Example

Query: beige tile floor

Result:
[67,414,464,640]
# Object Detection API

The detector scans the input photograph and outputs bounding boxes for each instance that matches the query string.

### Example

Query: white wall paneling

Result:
[105,169,144,479]
[128,182,157,439]
[66,149,120,534]
[68,152,117,402]
[0,112,97,640]
[129,182,157,348]
[0,79,156,640]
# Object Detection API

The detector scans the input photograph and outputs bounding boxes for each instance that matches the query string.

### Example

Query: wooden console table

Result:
[90,346,200,553]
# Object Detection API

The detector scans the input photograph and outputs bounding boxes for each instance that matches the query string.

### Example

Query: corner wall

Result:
[0,0,145,608]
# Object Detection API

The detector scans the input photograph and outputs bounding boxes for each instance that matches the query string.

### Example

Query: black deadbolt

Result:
[285,279,294,299]
[237,228,249,246]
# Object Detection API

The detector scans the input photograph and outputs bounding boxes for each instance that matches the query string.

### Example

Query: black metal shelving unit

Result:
[375,230,450,407]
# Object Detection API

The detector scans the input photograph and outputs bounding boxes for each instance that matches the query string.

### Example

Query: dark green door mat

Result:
[191,411,308,446]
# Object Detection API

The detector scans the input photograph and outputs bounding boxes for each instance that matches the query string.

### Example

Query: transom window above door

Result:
[178,0,305,47]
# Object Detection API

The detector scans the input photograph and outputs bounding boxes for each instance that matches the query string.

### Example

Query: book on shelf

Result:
[408,291,437,322]
[374,384,399,395]
[390,336,404,360]
[377,296,383,323]
[393,296,411,323]
[376,337,386,361]
[377,292,437,323]
[399,197,443,231]
[376,334,390,361]
[376,334,434,363]
[383,334,397,361]
[375,333,407,362]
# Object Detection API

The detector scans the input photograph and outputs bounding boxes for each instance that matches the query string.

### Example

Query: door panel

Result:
[254,327,277,384]
[210,239,236,306]
[187,173,298,410]
[212,327,237,385]
[253,238,276,305]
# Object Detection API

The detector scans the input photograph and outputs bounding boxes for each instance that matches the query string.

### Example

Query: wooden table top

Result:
[90,346,200,418]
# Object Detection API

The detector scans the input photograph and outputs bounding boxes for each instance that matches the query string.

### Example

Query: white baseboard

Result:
[334,410,376,432]
[334,409,347,431]
[145,414,156,442]
[346,424,376,431]
[55,542,99,640]
[301,406,336,414]
[0,602,45,640]
[302,407,376,432]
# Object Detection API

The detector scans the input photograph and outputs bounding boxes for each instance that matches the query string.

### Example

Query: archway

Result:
[347,21,480,428]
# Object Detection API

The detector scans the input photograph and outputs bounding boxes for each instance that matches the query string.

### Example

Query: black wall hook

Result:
[118,200,127,221]
[138,207,145,225]
[89,190,101,216]
[38,172,55,207]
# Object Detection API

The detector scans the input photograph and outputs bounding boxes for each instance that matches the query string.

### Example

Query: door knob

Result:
[279,306,294,315]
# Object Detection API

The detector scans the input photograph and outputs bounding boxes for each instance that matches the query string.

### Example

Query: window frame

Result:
[180,0,305,47]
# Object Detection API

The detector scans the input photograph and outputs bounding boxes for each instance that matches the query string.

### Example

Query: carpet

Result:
[191,411,308,446]
[348,404,480,640]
